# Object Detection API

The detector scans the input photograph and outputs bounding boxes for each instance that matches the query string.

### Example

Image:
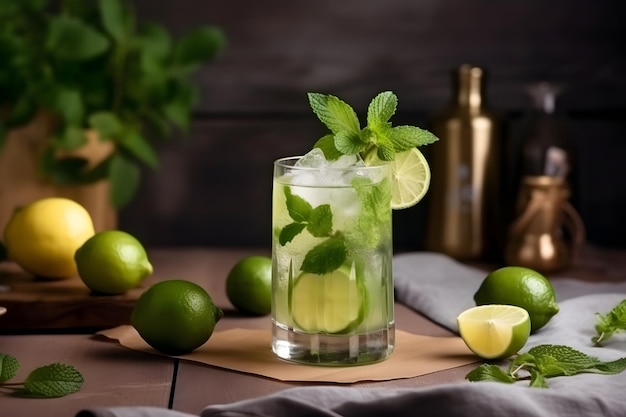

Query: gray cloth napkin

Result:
[77,252,626,417]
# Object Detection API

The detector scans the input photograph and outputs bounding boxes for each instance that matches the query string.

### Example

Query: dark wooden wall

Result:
[120,0,626,251]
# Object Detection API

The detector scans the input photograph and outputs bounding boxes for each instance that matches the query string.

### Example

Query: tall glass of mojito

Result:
[272,153,393,365]
[271,91,438,366]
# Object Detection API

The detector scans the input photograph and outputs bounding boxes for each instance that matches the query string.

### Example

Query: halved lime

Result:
[291,265,367,334]
[457,304,531,359]
[389,148,431,209]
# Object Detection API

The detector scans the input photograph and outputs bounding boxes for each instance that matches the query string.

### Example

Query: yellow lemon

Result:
[3,198,95,279]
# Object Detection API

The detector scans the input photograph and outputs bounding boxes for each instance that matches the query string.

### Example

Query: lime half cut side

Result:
[457,304,531,360]
[291,265,367,334]
[389,148,431,209]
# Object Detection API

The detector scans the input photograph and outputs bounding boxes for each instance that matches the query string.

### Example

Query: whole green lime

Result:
[226,255,272,315]
[474,266,559,332]
[131,280,223,355]
[75,230,152,294]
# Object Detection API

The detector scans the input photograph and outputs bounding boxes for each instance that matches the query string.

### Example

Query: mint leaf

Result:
[528,345,601,377]
[375,137,396,161]
[307,93,360,135]
[284,187,312,222]
[594,357,626,374]
[301,237,347,275]
[367,91,397,129]
[469,344,626,388]
[389,125,439,151]
[352,176,391,248]
[466,364,515,384]
[307,205,333,238]
[279,222,306,246]
[313,134,343,161]
[0,354,19,382]
[593,299,626,346]
[334,130,365,156]
[528,369,548,388]
[22,363,84,398]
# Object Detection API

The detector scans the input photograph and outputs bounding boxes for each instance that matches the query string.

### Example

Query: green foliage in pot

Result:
[0,0,226,208]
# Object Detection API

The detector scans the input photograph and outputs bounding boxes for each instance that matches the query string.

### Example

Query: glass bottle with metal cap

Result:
[425,64,502,261]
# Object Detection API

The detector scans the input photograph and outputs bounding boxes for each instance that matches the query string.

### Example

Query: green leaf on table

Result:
[593,299,626,346]
[465,364,515,384]
[47,16,110,61]
[0,353,19,382]
[301,236,347,275]
[22,363,84,398]
[528,344,602,377]
[468,344,626,388]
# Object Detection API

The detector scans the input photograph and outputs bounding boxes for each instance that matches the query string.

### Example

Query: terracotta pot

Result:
[0,113,117,234]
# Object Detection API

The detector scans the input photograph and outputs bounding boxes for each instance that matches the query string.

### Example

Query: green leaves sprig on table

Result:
[593,299,626,346]
[467,344,626,388]
[0,0,225,208]
[0,353,83,398]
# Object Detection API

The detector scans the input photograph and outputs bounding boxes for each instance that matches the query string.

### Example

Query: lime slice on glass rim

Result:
[389,147,431,209]
[457,304,531,359]
[291,265,367,334]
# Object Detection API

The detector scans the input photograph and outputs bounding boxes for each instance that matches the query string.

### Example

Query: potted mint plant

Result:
[0,0,225,209]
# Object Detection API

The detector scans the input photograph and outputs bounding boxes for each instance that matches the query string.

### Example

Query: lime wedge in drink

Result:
[389,147,431,209]
[457,304,531,359]
[291,266,367,334]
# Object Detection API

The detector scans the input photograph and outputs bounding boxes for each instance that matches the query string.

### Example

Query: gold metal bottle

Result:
[425,65,501,261]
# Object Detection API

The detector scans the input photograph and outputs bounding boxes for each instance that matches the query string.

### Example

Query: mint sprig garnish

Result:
[466,344,626,388]
[308,91,438,162]
[0,353,83,398]
[592,299,626,346]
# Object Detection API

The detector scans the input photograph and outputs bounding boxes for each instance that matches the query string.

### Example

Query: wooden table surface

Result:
[1,246,624,417]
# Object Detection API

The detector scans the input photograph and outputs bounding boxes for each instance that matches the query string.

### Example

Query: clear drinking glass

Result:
[271,156,395,365]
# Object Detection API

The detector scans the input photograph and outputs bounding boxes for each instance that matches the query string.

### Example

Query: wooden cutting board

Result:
[0,261,153,331]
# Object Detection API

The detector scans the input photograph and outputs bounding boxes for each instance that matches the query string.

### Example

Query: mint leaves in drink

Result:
[466,344,626,388]
[279,186,347,274]
[592,299,626,346]
[0,353,84,398]
[308,91,438,163]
